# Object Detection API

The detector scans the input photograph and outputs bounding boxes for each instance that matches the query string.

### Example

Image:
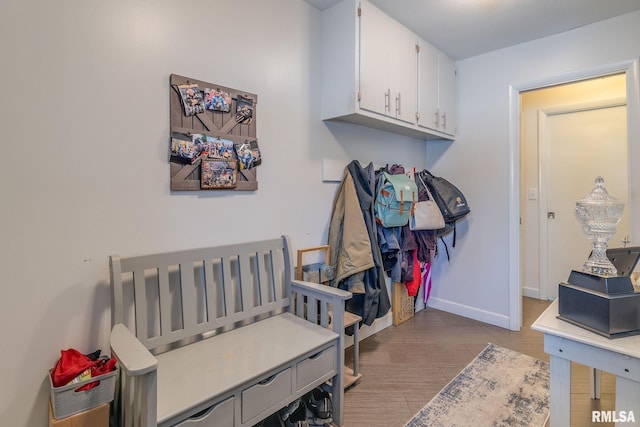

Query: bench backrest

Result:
[110,236,293,354]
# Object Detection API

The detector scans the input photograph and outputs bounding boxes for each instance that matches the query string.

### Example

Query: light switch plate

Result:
[322,159,344,182]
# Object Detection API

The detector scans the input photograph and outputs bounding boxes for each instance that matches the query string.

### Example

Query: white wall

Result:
[426,11,640,328]
[0,1,428,426]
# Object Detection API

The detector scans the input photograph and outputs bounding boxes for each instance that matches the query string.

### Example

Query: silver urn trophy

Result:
[574,176,624,277]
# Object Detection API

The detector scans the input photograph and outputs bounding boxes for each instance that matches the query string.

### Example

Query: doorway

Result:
[520,75,628,301]
[543,102,628,300]
[507,60,640,330]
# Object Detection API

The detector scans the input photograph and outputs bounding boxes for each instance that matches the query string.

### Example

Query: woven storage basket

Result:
[49,367,118,419]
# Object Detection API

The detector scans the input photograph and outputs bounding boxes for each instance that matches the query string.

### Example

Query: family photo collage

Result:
[170,78,260,190]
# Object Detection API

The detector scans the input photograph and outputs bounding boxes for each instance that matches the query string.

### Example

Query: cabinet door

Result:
[390,24,418,125]
[438,54,457,135]
[417,40,440,131]
[358,1,392,117]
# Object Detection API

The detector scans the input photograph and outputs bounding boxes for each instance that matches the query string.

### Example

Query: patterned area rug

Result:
[404,343,549,427]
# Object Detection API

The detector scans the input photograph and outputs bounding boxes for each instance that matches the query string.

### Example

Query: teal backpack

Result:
[375,172,418,228]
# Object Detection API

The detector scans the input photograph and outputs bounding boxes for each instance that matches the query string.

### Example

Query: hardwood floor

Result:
[341,297,617,427]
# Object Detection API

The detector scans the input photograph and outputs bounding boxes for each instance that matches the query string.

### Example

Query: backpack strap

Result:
[411,190,416,214]
[452,223,457,248]
[439,236,450,262]
[417,172,438,202]
[436,223,457,262]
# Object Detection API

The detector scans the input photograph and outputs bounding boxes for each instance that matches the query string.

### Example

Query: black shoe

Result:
[280,399,309,427]
[254,412,284,427]
[306,388,332,422]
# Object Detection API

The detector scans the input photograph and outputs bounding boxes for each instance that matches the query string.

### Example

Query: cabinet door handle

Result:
[441,111,447,130]
[385,89,390,113]
[396,92,401,116]
[434,109,440,128]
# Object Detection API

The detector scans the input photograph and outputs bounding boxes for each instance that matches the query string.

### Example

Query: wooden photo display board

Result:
[170,74,259,191]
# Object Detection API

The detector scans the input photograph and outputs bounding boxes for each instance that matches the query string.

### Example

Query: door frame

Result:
[537,98,628,301]
[508,59,640,330]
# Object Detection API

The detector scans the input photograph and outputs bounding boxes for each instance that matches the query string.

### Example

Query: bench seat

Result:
[155,313,339,425]
[110,236,351,427]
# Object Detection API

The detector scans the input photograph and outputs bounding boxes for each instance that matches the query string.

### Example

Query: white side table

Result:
[532,299,640,427]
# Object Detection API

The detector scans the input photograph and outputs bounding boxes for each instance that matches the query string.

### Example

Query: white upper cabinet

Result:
[438,54,457,136]
[417,40,457,136]
[390,24,419,125]
[321,0,455,140]
[358,2,393,117]
[417,41,439,131]
[359,2,417,125]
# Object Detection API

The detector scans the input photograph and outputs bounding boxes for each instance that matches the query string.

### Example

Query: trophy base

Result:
[558,279,640,339]
[557,248,640,339]
[567,270,635,294]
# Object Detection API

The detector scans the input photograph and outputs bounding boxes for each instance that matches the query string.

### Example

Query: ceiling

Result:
[305,0,640,60]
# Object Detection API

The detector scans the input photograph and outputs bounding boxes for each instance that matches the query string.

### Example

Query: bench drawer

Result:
[296,346,337,391]
[241,368,292,423]
[174,397,234,427]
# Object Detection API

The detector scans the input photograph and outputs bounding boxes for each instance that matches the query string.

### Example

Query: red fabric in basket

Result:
[51,349,116,391]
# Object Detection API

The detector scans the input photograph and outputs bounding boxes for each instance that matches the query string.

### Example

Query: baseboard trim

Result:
[345,295,513,347]
[426,297,511,329]
[522,287,540,299]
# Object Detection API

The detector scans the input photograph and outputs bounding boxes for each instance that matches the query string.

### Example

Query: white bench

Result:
[109,236,352,427]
